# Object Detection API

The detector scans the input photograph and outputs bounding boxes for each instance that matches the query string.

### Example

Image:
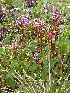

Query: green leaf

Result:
[5,0,15,5]
[61,43,67,51]
[15,33,20,40]
[20,61,28,72]
[0,89,2,93]
[6,71,15,89]
[7,17,13,24]
[41,67,47,80]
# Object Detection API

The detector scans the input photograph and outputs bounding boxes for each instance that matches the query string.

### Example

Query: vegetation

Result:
[0,0,70,93]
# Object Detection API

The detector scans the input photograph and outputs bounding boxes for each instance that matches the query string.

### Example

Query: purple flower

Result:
[60,28,64,34]
[53,9,58,15]
[48,8,58,18]
[53,9,58,19]
[48,8,53,13]
[21,18,29,25]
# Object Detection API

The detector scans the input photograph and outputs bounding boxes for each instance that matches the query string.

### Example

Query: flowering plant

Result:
[0,1,70,93]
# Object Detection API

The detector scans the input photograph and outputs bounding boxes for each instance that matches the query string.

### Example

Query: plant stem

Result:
[49,62,51,90]
[41,37,42,54]
[48,45,51,91]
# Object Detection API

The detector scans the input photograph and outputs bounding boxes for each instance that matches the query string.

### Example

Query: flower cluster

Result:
[2,8,64,59]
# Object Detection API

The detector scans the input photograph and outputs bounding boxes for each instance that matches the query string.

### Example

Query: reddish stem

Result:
[41,37,42,54]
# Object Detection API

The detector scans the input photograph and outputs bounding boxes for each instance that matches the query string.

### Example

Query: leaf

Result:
[20,61,28,72]
[5,0,15,5]
[6,71,15,89]
[0,89,2,93]
[61,43,67,51]
[15,33,20,40]
[41,66,47,80]
[37,69,40,80]
[13,62,19,70]
[7,17,13,24]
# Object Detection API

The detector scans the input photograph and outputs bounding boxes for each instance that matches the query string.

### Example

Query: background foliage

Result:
[0,0,70,93]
